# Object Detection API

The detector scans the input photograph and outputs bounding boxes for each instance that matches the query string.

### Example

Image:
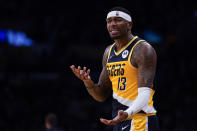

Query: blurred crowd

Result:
[0,0,196,131]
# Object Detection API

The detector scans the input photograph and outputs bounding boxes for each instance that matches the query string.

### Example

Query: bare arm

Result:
[87,45,112,102]
[131,41,157,88]
[70,45,112,102]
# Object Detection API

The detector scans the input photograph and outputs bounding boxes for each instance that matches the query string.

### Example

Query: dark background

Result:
[0,0,196,131]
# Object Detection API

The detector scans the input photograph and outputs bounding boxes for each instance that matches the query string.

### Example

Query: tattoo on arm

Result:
[98,45,112,94]
[131,42,157,88]
[87,45,112,102]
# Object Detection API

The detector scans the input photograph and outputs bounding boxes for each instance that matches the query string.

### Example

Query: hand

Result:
[100,110,128,125]
[70,65,94,88]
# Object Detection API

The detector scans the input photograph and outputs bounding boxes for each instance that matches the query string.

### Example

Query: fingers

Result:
[116,110,128,122]
[84,69,91,79]
[100,110,128,125]
[76,66,81,76]
[70,65,90,80]
[70,65,76,71]
[70,65,80,77]
[100,118,114,125]
[80,67,86,80]
[100,118,121,125]
[118,110,124,116]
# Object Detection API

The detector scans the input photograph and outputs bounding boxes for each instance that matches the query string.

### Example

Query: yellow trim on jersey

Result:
[148,90,155,106]
[127,113,156,120]
[128,40,145,68]
[107,43,115,62]
[114,36,138,56]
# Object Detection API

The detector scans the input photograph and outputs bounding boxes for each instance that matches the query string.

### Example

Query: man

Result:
[45,113,64,131]
[70,7,159,131]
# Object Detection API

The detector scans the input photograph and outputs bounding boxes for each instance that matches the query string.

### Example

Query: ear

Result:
[127,22,132,30]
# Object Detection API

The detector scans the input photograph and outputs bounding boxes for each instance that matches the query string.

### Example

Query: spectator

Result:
[45,113,64,131]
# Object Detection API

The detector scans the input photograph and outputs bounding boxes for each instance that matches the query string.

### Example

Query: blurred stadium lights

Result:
[0,29,34,46]
[194,10,197,17]
[0,30,6,43]
[143,30,163,44]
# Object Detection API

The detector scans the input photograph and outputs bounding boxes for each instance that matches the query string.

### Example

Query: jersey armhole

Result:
[128,40,146,69]
[107,43,115,63]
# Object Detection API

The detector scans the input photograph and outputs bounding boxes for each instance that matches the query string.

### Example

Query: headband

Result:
[107,11,132,22]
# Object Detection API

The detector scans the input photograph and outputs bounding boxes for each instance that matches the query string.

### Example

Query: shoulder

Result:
[134,41,156,57]
[104,44,114,56]
[132,41,157,66]
[135,41,155,52]
[102,44,114,66]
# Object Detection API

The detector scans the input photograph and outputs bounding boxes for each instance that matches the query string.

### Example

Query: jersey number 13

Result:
[117,77,127,91]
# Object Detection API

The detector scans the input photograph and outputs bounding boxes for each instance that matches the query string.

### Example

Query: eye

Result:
[116,18,123,22]
[106,19,112,23]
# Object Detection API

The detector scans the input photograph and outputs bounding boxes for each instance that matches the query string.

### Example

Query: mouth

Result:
[110,30,120,35]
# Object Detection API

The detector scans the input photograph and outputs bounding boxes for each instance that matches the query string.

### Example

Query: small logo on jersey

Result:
[122,50,129,58]
[122,125,129,130]
[116,11,119,16]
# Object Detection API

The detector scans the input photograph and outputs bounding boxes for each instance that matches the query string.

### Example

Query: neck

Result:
[114,34,134,52]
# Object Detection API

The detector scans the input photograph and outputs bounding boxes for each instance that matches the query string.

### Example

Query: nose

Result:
[110,20,117,26]
[109,20,118,29]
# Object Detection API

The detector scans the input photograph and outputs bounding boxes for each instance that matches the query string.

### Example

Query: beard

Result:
[110,35,122,40]
[109,32,125,40]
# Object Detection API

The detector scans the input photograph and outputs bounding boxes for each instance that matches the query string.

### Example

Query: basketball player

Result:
[70,7,159,131]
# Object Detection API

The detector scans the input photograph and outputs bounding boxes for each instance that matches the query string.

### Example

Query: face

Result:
[106,16,131,40]
[45,122,50,128]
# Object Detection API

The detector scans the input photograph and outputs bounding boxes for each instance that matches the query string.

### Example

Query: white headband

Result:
[107,11,132,22]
